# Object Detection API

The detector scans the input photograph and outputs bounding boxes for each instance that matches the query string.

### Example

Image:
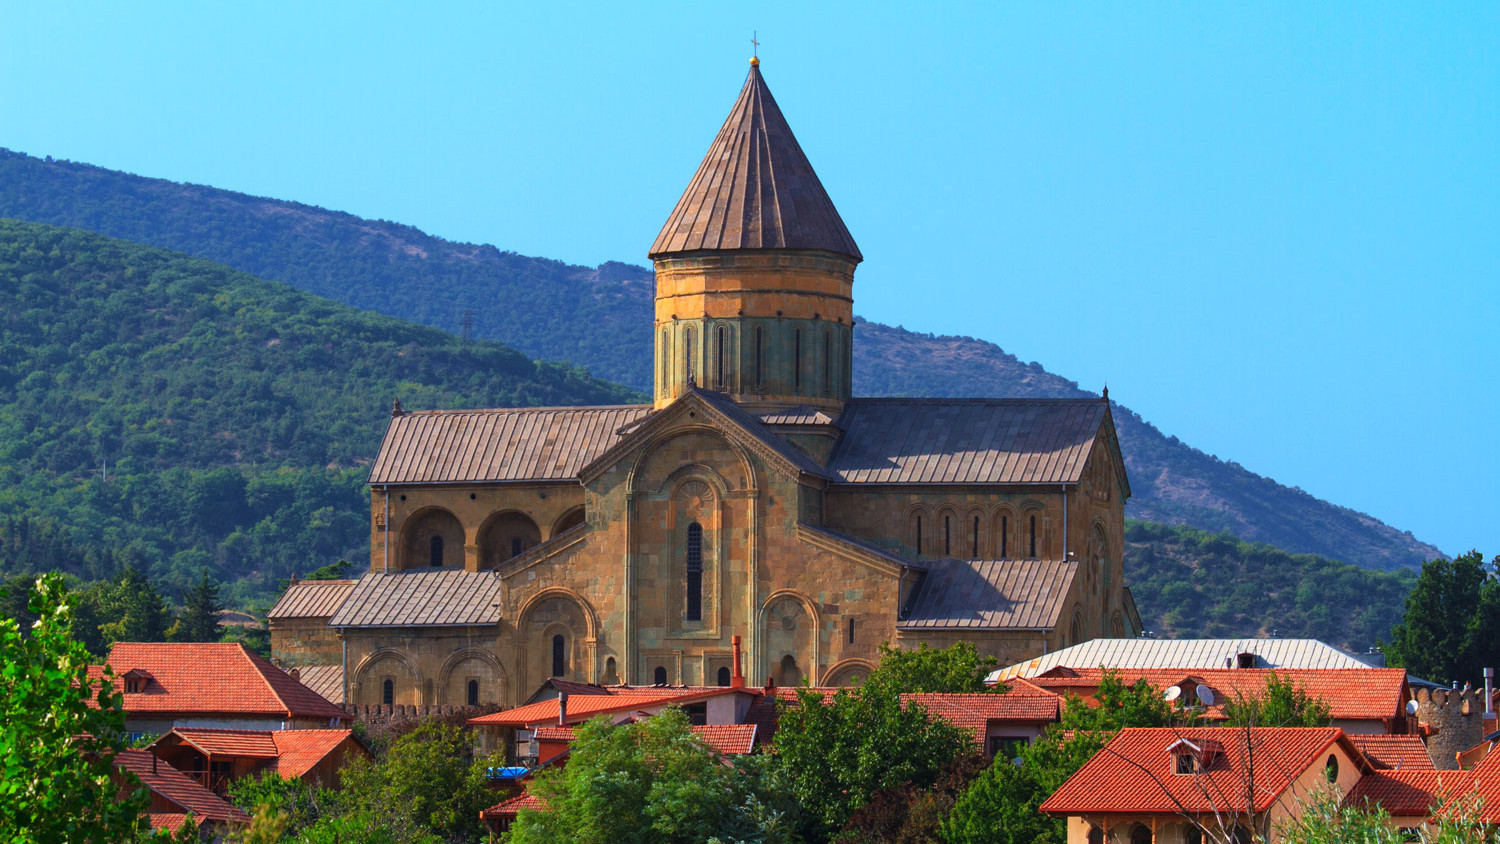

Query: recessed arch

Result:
[823,658,876,687]
[550,506,585,538]
[437,648,508,708]
[478,510,541,568]
[758,590,820,685]
[399,507,464,571]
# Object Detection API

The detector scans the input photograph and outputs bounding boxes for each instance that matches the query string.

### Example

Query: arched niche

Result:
[518,589,597,690]
[400,508,464,571]
[760,592,818,687]
[438,649,508,707]
[354,649,421,706]
[823,658,875,687]
[479,510,541,568]
[551,506,585,538]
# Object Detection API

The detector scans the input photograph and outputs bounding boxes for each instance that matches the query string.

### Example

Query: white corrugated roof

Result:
[990,638,1372,682]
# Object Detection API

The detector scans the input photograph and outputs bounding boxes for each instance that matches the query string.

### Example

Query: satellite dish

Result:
[1163,685,1183,703]
[1196,684,1216,706]
[1407,700,1419,715]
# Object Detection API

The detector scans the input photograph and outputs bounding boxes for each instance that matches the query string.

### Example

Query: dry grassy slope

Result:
[0,148,1441,571]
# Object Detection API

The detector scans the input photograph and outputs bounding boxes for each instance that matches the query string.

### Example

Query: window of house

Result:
[683,702,708,726]
[1087,829,1104,844]
[467,679,479,707]
[1184,826,1204,844]
[717,666,731,686]
[1325,754,1339,783]
[552,634,566,678]
[382,678,394,706]
[686,522,703,622]
[661,329,670,395]
[987,736,1027,761]
[654,665,668,685]
[1175,752,1197,774]
[1237,652,1256,669]
[430,536,444,567]
[1129,825,1152,844]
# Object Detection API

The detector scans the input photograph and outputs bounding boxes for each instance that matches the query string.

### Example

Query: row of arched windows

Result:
[659,322,845,397]
[910,507,1045,559]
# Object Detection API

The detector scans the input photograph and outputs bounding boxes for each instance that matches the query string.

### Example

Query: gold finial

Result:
[750,31,760,65]
[750,56,760,67]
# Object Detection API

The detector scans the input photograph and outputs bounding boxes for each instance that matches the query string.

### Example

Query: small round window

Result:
[1325,754,1339,783]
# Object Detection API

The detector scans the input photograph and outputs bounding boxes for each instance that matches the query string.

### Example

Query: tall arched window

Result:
[511,537,524,558]
[551,634,566,678]
[717,666,731,687]
[685,522,703,621]
[715,325,727,389]
[654,665,668,685]
[754,326,764,388]
[848,617,856,644]
[822,330,832,396]
[1001,516,1009,557]
[944,515,952,556]
[467,679,479,707]
[429,536,443,567]
[382,678,394,706]
[1029,515,1038,558]
[794,330,802,390]
[660,328,670,396]
[972,516,980,558]
[915,516,923,555]
[684,327,694,385]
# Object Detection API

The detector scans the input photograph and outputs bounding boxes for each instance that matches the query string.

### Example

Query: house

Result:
[1039,727,1373,843]
[1023,667,1414,736]
[145,727,369,793]
[113,749,251,837]
[901,691,1062,758]
[98,642,350,735]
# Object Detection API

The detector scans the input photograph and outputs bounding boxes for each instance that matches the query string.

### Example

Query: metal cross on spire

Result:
[751,31,759,59]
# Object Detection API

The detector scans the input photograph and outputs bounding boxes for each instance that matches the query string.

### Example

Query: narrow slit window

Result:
[972,516,980,558]
[823,330,832,396]
[684,328,694,385]
[755,327,763,388]
[1029,515,1037,558]
[716,326,727,389]
[794,330,802,390]
[511,537,524,558]
[848,617,856,644]
[382,678,394,706]
[686,522,703,622]
[429,536,443,567]
[915,516,923,555]
[660,329,670,395]
[944,515,951,555]
[552,634,566,678]
[1001,516,1009,557]
[467,679,479,706]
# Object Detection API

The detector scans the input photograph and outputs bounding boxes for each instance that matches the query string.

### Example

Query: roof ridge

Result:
[397,404,654,415]
[242,644,295,718]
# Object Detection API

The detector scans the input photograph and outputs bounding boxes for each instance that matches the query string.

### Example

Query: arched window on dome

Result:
[685,522,703,622]
[822,329,832,396]
[660,328,670,396]
[684,328,694,386]
[715,325,728,389]
[794,330,803,391]
[754,326,764,389]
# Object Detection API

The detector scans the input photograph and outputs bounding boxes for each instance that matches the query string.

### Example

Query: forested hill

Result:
[0,148,1441,570]
[0,219,637,604]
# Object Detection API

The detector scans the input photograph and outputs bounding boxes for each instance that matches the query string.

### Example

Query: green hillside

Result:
[0,148,1440,571]
[0,219,638,605]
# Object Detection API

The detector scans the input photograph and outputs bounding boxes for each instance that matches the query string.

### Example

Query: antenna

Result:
[1163,685,1183,703]
[1406,699,1419,716]
[1195,684,1216,707]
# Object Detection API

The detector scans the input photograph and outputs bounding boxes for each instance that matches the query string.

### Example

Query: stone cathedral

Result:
[268,59,1139,709]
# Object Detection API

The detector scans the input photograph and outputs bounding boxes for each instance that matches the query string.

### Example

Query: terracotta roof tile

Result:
[1348,735,1436,771]
[1026,668,1409,722]
[269,729,360,778]
[149,728,360,780]
[267,580,356,619]
[902,691,1063,748]
[163,728,279,757]
[469,689,741,727]
[482,790,545,820]
[1040,727,1349,815]
[1346,770,1468,817]
[146,813,191,833]
[105,643,348,722]
[369,406,653,485]
[115,750,250,824]
[530,723,758,755]
[650,63,861,261]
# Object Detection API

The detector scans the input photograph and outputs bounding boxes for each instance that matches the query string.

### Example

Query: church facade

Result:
[268,60,1139,708]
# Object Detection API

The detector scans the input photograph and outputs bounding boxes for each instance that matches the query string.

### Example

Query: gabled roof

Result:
[468,688,745,728]
[1345,769,1470,817]
[1023,667,1410,722]
[531,723,759,755]
[328,569,504,628]
[369,405,653,485]
[901,691,1063,748]
[578,388,831,485]
[289,665,344,705]
[104,642,347,722]
[899,559,1078,630]
[114,749,251,825]
[649,62,861,262]
[993,637,1373,681]
[482,790,545,820]
[267,580,356,619]
[1040,727,1361,815]
[1347,735,1436,771]
[147,728,361,779]
[827,398,1123,490]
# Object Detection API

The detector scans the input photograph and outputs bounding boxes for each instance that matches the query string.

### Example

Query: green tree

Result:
[1224,671,1332,728]
[509,707,798,844]
[1386,551,1500,685]
[941,672,1178,844]
[93,564,175,646]
[227,769,322,835]
[173,570,223,642]
[0,572,149,841]
[861,641,1001,696]
[329,720,497,843]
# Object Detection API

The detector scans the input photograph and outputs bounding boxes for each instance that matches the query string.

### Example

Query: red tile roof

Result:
[1028,668,1408,722]
[105,643,348,722]
[1040,727,1358,815]
[1347,735,1436,771]
[1345,770,1469,817]
[468,688,741,728]
[115,750,250,825]
[692,724,758,755]
[145,813,191,833]
[901,691,1062,748]
[149,728,361,779]
[481,790,545,820]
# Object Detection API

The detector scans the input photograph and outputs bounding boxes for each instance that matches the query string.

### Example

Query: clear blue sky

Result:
[2,2,1495,560]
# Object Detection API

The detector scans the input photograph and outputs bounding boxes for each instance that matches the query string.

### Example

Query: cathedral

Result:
[268,59,1139,708]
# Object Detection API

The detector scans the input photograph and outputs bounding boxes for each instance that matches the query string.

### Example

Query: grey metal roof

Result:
[267,580,357,619]
[992,638,1374,682]
[899,559,1077,630]
[758,406,838,426]
[290,665,345,705]
[828,398,1109,486]
[649,62,862,262]
[369,406,653,485]
[327,570,504,628]
[693,389,833,479]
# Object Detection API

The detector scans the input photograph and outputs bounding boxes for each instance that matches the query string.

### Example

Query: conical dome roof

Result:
[649,63,862,262]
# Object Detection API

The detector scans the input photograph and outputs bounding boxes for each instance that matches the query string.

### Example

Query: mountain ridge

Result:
[0,147,1441,570]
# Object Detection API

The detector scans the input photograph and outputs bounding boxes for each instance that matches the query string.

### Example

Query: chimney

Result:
[731,635,746,689]
[1486,668,1494,715]
[558,692,568,727]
